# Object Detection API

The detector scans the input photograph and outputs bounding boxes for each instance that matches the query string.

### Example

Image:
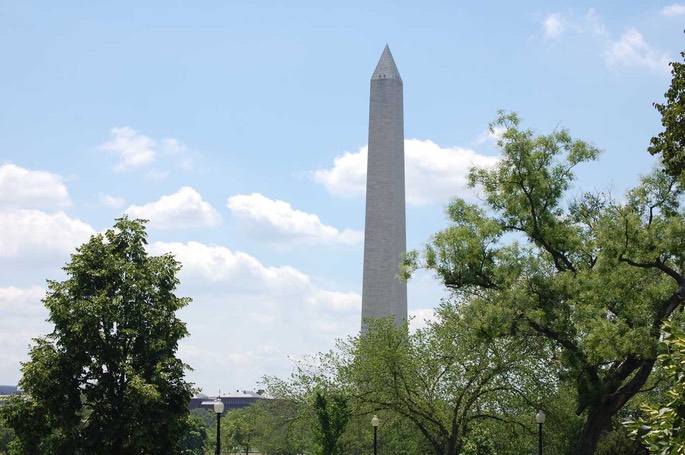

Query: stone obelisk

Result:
[361,45,407,330]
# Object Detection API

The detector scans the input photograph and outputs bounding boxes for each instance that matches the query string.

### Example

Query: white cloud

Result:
[0,286,51,385]
[0,163,71,210]
[99,193,125,209]
[542,13,566,40]
[98,127,195,172]
[307,289,361,312]
[314,139,498,206]
[146,239,361,388]
[0,210,95,258]
[161,138,196,170]
[99,127,156,171]
[227,193,362,246]
[534,10,672,74]
[605,28,671,73]
[313,150,367,197]
[475,126,506,145]
[148,240,311,294]
[0,286,45,315]
[409,308,438,332]
[661,3,685,16]
[125,187,221,229]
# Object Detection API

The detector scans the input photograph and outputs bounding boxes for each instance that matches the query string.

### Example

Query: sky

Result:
[1,1,683,395]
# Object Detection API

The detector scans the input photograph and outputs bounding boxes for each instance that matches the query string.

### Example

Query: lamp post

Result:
[536,410,545,455]
[214,398,224,455]
[371,414,379,455]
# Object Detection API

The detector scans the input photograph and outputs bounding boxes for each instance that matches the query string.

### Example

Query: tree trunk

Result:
[572,402,613,455]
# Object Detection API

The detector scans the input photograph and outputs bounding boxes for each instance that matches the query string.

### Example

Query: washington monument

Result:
[361,45,408,330]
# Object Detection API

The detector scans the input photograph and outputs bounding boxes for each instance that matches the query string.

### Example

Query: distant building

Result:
[0,385,19,407]
[188,389,269,414]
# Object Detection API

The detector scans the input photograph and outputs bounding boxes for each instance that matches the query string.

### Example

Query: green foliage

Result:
[0,218,194,455]
[343,315,556,455]
[263,367,353,455]
[180,412,210,455]
[222,406,259,454]
[595,427,645,455]
[312,390,351,455]
[0,420,15,455]
[407,111,685,454]
[628,322,685,453]
[263,304,582,455]
[251,399,312,455]
[649,46,685,178]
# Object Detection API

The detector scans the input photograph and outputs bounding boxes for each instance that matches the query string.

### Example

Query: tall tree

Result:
[0,218,194,455]
[406,112,685,454]
[649,46,685,178]
[342,315,554,455]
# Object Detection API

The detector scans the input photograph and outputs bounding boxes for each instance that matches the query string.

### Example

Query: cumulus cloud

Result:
[605,28,671,73]
[409,308,438,332]
[661,3,685,16]
[145,239,362,388]
[98,127,195,172]
[313,139,498,206]
[0,210,95,258]
[536,9,672,74]
[0,286,51,384]
[99,193,125,209]
[125,187,221,229]
[0,286,45,315]
[0,163,71,210]
[475,126,506,145]
[227,193,362,246]
[99,127,156,171]
[148,240,311,294]
[542,13,566,40]
[313,150,367,197]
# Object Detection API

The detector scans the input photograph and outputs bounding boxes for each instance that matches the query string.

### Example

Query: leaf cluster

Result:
[0,218,194,454]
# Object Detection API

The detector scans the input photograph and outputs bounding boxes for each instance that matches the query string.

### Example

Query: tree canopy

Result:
[405,111,685,454]
[0,217,194,455]
[649,47,685,179]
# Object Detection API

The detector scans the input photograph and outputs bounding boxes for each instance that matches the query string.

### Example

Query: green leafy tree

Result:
[180,412,210,455]
[246,399,311,455]
[0,420,15,455]
[649,46,685,178]
[628,321,685,453]
[0,218,194,455]
[405,112,685,454]
[342,315,555,455]
[312,389,351,455]
[264,370,352,455]
[222,406,259,454]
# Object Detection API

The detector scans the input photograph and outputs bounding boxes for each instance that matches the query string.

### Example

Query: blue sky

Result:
[1,1,683,394]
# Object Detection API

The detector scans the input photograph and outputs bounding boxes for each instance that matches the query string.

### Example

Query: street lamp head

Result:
[214,398,224,414]
[371,414,379,427]
[536,410,545,424]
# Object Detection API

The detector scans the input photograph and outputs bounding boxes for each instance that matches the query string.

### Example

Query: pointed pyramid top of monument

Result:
[372,44,402,81]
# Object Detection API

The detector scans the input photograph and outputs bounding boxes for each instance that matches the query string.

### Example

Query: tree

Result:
[0,421,15,455]
[405,112,685,454]
[180,412,211,455]
[312,389,351,455]
[222,406,259,455]
[245,399,312,455]
[0,217,194,454]
[649,45,685,178]
[263,370,353,455]
[341,315,555,455]
[628,321,685,453]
